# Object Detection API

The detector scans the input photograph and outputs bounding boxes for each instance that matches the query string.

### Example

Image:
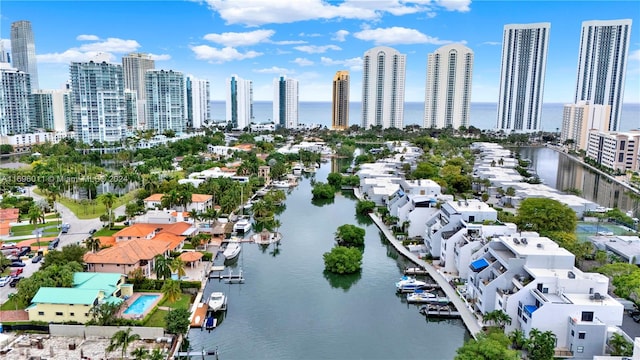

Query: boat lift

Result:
[210,268,245,283]
[174,347,219,359]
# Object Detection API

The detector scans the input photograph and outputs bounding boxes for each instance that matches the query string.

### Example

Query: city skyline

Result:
[0,1,638,105]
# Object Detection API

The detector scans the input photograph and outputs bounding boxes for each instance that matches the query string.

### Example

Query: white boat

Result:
[251,230,282,245]
[272,180,291,188]
[395,276,428,292]
[406,290,449,304]
[223,242,242,260]
[208,292,226,312]
[292,163,303,175]
[233,218,252,233]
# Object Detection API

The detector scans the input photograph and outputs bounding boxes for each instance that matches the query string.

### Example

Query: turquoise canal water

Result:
[187,160,469,359]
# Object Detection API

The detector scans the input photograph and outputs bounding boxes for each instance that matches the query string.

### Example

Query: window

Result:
[70,313,75,317]
[578,332,585,339]
[571,330,574,336]
[576,346,584,353]
[55,312,63,316]
[84,313,89,317]
[581,311,594,322]
[38,311,44,316]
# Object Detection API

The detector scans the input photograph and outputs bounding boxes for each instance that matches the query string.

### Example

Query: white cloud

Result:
[78,38,140,53]
[294,44,341,54]
[203,29,274,47]
[320,56,363,71]
[76,34,100,41]
[293,57,314,66]
[481,41,500,46]
[271,40,307,45]
[354,27,457,45]
[332,30,349,42]
[436,0,471,12]
[630,49,640,61]
[253,66,294,74]
[0,38,10,51]
[202,0,463,26]
[37,50,116,64]
[149,53,171,61]
[191,45,262,63]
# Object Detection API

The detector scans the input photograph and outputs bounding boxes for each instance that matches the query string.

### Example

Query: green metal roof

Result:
[31,288,99,305]
[74,272,123,295]
[102,296,124,305]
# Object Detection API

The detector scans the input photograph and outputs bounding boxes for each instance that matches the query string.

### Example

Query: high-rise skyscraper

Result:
[187,76,210,129]
[124,90,138,129]
[361,46,406,129]
[332,70,350,131]
[226,75,253,129]
[31,89,70,132]
[10,20,39,90]
[574,19,632,132]
[0,63,31,135]
[496,23,550,132]
[69,60,127,144]
[145,70,186,134]
[273,76,299,129]
[423,44,474,129]
[122,53,155,129]
[0,41,10,63]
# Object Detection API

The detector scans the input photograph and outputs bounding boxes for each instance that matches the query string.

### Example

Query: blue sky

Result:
[1,0,639,103]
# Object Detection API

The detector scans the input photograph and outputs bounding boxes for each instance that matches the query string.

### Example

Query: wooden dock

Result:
[190,303,209,328]
[419,305,461,319]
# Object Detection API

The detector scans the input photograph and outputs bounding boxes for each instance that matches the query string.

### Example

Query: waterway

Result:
[188,160,469,359]
[519,146,639,216]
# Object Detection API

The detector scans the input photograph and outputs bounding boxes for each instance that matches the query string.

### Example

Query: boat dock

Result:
[173,349,218,359]
[404,267,430,275]
[355,188,482,339]
[210,269,245,283]
[190,303,209,328]
[419,305,461,319]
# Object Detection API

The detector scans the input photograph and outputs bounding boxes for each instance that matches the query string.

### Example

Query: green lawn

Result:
[11,223,59,237]
[55,191,137,220]
[93,228,119,237]
[0,296,26,311]
[143,308,168,328]
[159,294,191,310]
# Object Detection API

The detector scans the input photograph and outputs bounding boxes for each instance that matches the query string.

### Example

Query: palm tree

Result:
[148,348,165,360]
[161,189,179,209]
[483,309,511,329]
[509,329,527,350]
[188,210,201,225]
[609,332,633,356]
[27,205,43,226]
[97,192,117,229]
[107,328,140,359]
[130,346,148,360]
[85,236,101,253]
[170,257,187,280]
[161,279,182,303]
[153,255,171,280]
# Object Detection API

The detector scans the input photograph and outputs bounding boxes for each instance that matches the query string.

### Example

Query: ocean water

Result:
[210,101,640,131]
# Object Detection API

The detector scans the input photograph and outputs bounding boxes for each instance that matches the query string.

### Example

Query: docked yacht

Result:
[272,180,290,188]
[292,163,303,176]
[233,218,252,233]
[208,292,226,312]
[223,242,242,260]
[406,289,449,304]
[395,276,428,292]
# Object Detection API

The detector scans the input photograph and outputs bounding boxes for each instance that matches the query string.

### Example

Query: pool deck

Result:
[118,292,163,320]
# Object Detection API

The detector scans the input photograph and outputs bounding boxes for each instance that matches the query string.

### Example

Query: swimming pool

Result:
[123,294,160,315]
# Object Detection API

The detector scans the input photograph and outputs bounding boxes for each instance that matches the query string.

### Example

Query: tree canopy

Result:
[515,198,577,233]
[335,224,366,247]
[455,329,520,360]
[323,246,363,274]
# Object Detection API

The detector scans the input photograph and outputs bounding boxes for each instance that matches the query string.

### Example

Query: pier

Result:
[190,303,209,328]
[355,188,482,339]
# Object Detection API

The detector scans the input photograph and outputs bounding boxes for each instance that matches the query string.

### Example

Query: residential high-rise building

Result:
[561,101,611,151]
[186,76,210,129]
[423,44,474,129]
[0,63,31,135]
[124,90,138,129]
[31,89,70,132]
[574,19,632,132]
[69,60,127,144]
[587,130,640,172]
[0,41,10,63]
[122,53,155,129]
[145,70,186,134]
[361,46,406,129]
[332,70,350,130]
[273,76,299,129]
[10,20,39,90]
[496,23,550,132]
[226,75,253,129]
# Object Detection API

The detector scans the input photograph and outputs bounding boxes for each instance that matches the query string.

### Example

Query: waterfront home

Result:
[387,192,440,238]
[112,222,193,245]
[496,181,598,217]
[179,166,237,187]
[276,141,332,155]
[466,234,623,359]
[143,193,213,212]
[26,272,131,324]
[84,238,172,276]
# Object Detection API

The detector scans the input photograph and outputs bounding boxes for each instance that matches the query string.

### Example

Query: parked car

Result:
[9,261,26,267]
[0,276,11,287]
[18,246,31,257]
[10,268,23,277]
[89,229,97,235]
[48,238,60,250]
[31,254,42,263]
[9,276,23,287]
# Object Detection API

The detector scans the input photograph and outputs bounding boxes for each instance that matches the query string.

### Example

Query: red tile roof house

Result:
[84,222,196,276]
[143,193,213,212]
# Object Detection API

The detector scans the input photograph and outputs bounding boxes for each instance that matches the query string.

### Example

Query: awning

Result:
[470,258,490,272]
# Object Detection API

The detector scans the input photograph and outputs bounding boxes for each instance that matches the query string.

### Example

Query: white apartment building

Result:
[574,19,632,132]
[387,179,443,238]
[187,76,210,129]
[496,23,550,133]
[0,63,31,136]
[423,43,474,129]
[586,130,640,172]
[226,75,253,130]
[122,53,154,129]
[31,89,70,132]
[145,70,186,134]
[361,46,406,129]
[273,76,299,129]
[1,131,73,152]
[561,101,611,151]
[467,235,623,359]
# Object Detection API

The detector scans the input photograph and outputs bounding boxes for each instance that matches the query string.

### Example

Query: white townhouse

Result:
[467,234,623,359]
[387,179,446,238]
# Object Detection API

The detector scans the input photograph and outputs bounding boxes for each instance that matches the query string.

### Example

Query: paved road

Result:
[0,187,101,304]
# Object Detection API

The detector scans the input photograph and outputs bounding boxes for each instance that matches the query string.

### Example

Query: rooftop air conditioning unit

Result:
[537,243,543,248]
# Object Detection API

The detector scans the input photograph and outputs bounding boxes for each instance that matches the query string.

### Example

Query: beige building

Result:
[586,130,640,172]
[561,101,610,151]
[332,70,349,130]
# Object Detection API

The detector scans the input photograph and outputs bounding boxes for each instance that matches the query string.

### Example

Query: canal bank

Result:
[185,161,468,360]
